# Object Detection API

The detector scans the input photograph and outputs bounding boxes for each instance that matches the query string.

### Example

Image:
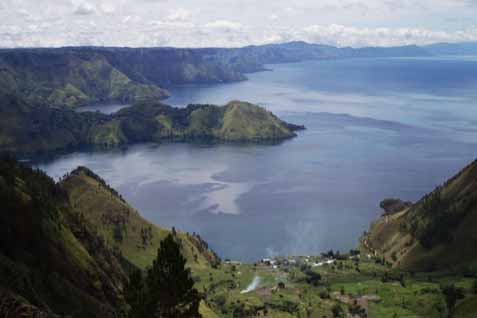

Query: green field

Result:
[193,255,477,318]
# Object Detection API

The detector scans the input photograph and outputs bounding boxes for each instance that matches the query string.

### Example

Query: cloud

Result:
[166,9,192,22]
[298,24,477,47]
[1,0,477,48]
[100,3,116,14]
[73,2,96,15]
[204,20,243,31]
[122,15,142,24]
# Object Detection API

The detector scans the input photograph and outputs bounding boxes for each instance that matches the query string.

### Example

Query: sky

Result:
[1,0,477,48]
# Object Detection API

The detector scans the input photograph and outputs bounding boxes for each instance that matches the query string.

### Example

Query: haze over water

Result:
[35,57,477,261]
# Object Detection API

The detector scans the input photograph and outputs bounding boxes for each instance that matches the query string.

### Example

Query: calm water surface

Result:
[33,57,477,261]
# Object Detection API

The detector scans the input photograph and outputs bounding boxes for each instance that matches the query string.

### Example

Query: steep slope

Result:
[0,158,129,317]
[97,47,247,85]
[59,166,220,271]
[0,50,168,108]
[362,160,477,272]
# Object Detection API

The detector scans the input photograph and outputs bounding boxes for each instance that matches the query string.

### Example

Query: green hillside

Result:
[60,166,220,271]
[362,160,477,272]
[116,100,303,143]
[0,158,221,317]
[0,51,168,108]
[2,157,477,317]
[0,157,128,317]
[0,95,304,154]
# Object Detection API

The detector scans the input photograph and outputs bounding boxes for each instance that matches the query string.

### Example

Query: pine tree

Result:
[125,269,147,318]
[146,234,201,318]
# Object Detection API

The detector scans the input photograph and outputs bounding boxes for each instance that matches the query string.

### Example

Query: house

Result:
[262,258,276,266]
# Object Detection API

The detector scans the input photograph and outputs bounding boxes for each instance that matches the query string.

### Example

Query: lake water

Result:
[33,57,477,262]
[77,103,128,114]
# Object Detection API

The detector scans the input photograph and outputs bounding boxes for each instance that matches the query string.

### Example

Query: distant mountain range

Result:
[1,41,477,109]
[1,40,475,154]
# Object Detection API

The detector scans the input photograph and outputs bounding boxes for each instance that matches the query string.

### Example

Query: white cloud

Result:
[204,20,243,31]
[298,24,477,47]
[100,3,116,14]
[73,2,97,16]
[166,9,192,22]
[1,0,477,48]
[122,15,142,24]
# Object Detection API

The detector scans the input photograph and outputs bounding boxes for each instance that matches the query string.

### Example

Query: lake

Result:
[33,57,477,262]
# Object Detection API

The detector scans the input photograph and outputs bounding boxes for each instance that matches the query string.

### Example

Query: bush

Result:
[331,304,345,318]
[441,284,464,312]
[319,290,330,299]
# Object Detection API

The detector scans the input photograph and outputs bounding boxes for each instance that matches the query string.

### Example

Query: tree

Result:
[114,224,123,243]
[146,234,201,318]
[125,269,147,318]
[441,284,464,316]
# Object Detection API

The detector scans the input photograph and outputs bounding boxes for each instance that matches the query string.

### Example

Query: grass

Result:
[89,120,127,146]
[453,295,477,318]
[60,169,215,271]
[218,101,293,141]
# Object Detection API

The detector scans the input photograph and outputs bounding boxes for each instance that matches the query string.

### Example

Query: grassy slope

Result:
[119,100,299,143]
[216,101,295,141]
[362,160,477,272]
[60,167,218,271]
[0,52,168,109]
[0,159,128,317]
